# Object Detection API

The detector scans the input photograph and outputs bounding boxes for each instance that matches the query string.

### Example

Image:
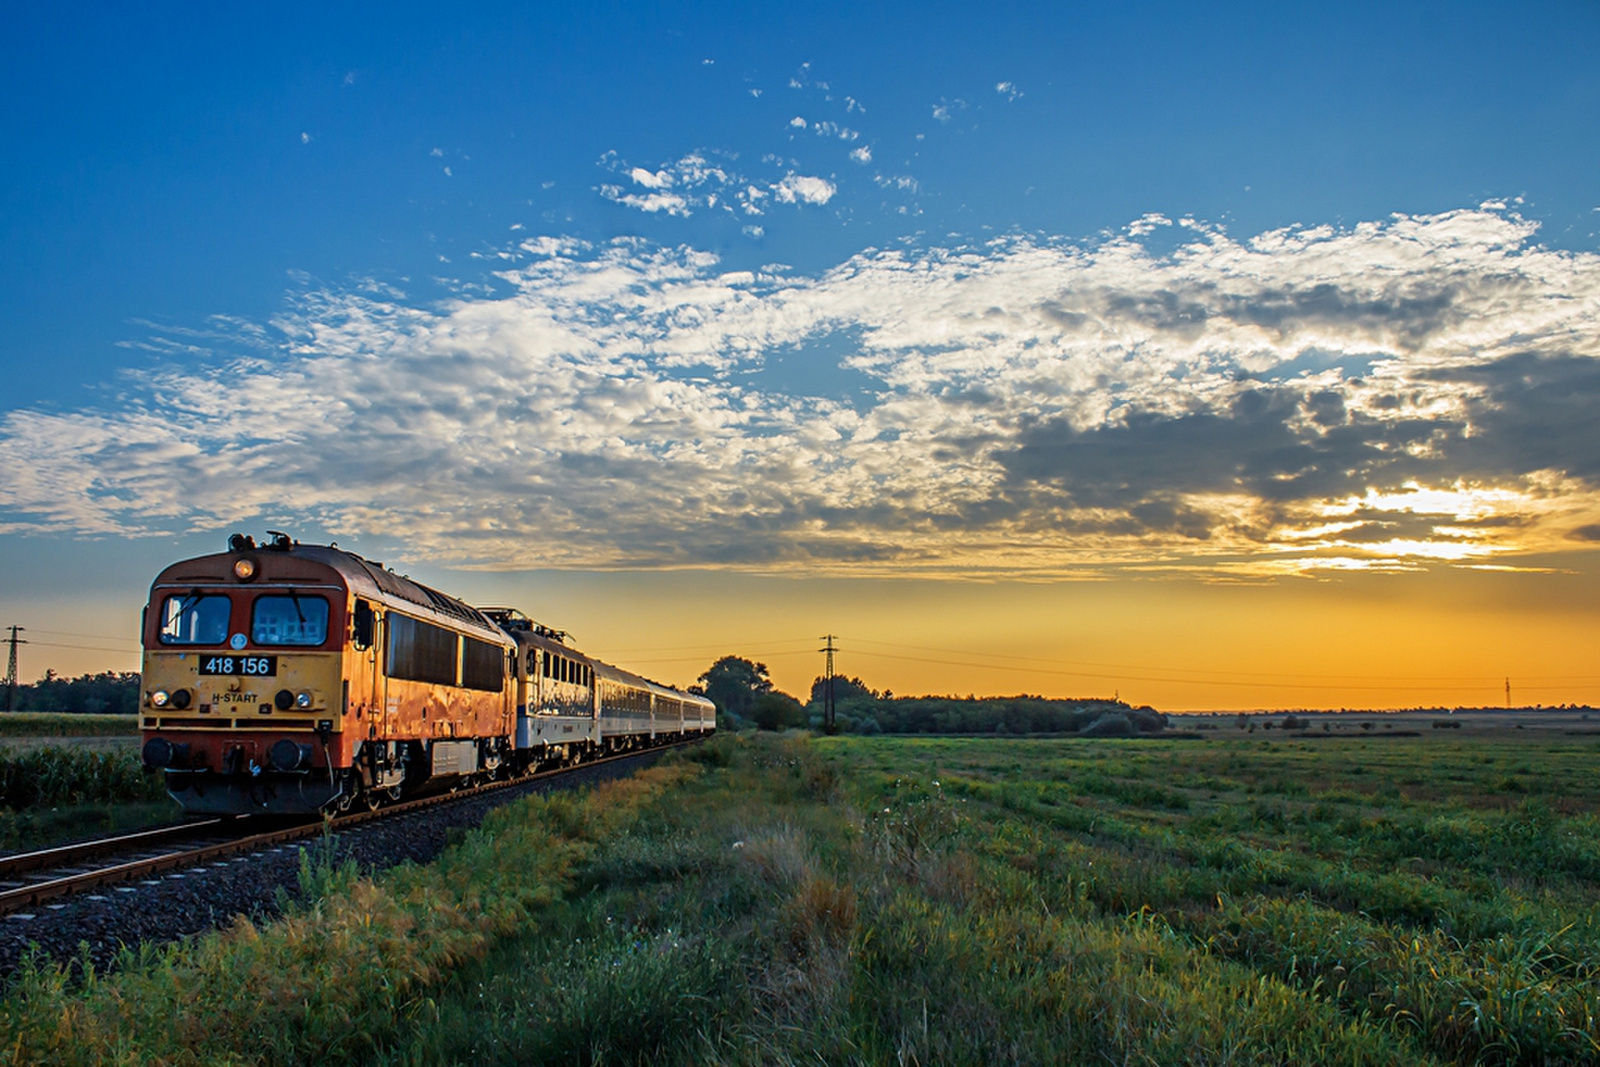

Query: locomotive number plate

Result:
[198,655,277,677]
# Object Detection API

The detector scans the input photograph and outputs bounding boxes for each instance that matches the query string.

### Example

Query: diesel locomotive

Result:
[139,533,714,815]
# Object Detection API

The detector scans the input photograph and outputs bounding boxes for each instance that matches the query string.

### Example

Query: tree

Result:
[750,691,807,731]
[808,674,876,705]
[697,656,773,719]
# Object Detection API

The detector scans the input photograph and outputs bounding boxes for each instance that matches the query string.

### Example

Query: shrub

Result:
[1078,713,1136,738]
[750,692,807,731]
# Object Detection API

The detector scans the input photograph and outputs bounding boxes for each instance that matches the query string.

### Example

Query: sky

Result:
[3,0,1599,710]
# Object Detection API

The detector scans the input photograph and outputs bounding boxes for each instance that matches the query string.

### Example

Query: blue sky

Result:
[3,1,1599,706]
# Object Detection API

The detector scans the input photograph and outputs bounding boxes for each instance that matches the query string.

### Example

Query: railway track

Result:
[0,740,696,918]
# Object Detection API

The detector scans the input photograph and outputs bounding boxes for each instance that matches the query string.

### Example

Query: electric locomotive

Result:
[483,608,716,766]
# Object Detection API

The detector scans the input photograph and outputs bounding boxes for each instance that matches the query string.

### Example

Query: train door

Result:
[352,599,385,736]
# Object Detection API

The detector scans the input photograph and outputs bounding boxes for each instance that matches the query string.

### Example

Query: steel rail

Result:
[0,737,701,916]
[0,817,236,880]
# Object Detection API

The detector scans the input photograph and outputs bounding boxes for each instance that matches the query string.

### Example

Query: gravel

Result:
[0,749,670,985]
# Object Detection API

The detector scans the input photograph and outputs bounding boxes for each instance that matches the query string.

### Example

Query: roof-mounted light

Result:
[233,558,258,581]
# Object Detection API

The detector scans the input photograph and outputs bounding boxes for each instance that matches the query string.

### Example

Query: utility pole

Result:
[819,634,838,735]
[3,626,25,713]
[1505,677,1511,710]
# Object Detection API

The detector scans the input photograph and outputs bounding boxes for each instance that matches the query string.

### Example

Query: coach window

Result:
[251,594,330,646]
[541,652,551,679]
[158,594,232,646]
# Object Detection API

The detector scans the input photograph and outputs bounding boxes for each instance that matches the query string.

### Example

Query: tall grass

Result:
[0,745,163,810]
[6,732,1599,1064]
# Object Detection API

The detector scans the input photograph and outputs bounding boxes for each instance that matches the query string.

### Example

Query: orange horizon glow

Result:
[15,555,1598,715]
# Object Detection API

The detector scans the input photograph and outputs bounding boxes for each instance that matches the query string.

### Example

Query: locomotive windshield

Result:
[158,594,231,645]
[250,594,330,646]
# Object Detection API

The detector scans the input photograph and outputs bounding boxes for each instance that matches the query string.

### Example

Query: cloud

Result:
[4,208,1600,578]
[598,151,837,218]
[772,174,836,205]
[850,146,872,164]
[628,167,674,189]
[995,81,1021,101]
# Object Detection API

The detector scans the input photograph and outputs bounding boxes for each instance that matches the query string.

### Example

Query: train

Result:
[138,532,715,815]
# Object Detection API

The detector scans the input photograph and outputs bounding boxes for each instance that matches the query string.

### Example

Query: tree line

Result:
[6,671,142,715]
[696,656,1167,736]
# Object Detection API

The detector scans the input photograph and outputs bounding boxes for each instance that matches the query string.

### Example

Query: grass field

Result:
[5,730,1599,1064]
[0,713,138,738]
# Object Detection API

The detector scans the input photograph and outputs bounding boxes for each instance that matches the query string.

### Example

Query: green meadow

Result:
[5,730,1600,1065]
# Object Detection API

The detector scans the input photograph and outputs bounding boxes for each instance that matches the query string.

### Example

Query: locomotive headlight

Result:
[232,558,258,581]
[295,690,313,709]
[169,688,192,710]
[151,690,170,708]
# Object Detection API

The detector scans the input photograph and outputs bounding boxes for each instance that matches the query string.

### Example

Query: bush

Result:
[1078,713,1136,738]
[750,692,807,731]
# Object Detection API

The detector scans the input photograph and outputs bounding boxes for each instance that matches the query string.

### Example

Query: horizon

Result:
[4,2,1599,711]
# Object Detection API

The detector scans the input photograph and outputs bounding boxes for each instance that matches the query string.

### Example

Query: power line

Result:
[27,640,145,656]
[26,628,142,645]
[847,636,1600,685]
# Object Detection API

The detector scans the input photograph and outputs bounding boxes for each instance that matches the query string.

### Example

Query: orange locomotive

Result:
[140,533,713,815]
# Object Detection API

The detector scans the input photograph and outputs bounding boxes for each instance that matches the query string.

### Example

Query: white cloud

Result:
[995,81,1021,101]
[300,132,310,144]
[6,208,1598,577]
[598,151,841,218]
[430,148,443,157]
[629,167,674,189]
[850,146,872,164]
[772,174,836,205]
[598,185,692,216]
[790,116,807,128]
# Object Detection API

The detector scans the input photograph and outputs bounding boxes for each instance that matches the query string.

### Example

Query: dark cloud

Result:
[1219,282,1463,346]
[992,385,1449,524]
[1425,353,1600,483]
